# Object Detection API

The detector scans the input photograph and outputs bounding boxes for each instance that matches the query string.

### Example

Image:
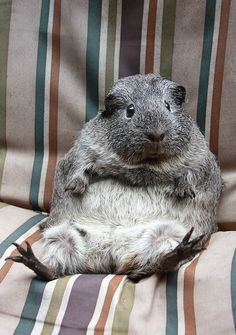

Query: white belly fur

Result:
[41,179,196,275]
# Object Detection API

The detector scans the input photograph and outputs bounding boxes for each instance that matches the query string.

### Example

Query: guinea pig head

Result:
[101,74,193,165]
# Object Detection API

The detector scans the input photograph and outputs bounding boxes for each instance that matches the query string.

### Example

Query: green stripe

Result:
[196,0,216,134]
[166,270,179,335]
[85,0,102,122]
[41,276,72,335]
[0,213,45,258]
[231,249,236,331]
[0,0,12,186]
[29,0,50,210]
[111,280,135,335]
[105,0,117,95]
[14,278,48,335]
[160,0,176,79]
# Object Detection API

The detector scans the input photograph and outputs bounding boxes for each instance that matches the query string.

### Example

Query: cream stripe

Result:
[195,232,236,335]
[0,205,38,242]
[0,223,41,269]
[128,275,167,335]
[139,0,150,74]
[1,0,41,207]
[205,0,222,144]
[57,0,89,157]
[103,276,126,335]
[86,274,114,335]
[217,0,236,165]
[153,0,164,74]
[171,0,206,121]
[113,0,122,81]
[38,0,55,210]
[31,280,58,335]
[51,274,81,335]
[98,0,109,110]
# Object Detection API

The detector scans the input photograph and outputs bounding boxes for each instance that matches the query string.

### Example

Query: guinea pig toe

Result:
[175,184,195,200]
[65,177,87,194]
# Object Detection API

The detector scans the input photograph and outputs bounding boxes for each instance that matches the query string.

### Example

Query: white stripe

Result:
[38,0,55,210]
[86,275,114,335]
[103,276,126,335]
[31,279,58,335]
[139,0,150,74]
[0,220,44,269]
[51,274,81,335]
[113,0,122,81]
[153,0,164,74]
[98,0,109,111]
[205,0,222,144]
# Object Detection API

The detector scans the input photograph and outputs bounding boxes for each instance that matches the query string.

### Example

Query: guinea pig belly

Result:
[71,178,177,228]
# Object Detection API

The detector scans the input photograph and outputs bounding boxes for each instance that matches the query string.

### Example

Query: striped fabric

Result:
[0,0,235,229]
[0,203,235,334]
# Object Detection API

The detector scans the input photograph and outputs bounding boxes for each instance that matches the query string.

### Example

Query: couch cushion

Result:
[0,203,235,334]
[0,1,235,228]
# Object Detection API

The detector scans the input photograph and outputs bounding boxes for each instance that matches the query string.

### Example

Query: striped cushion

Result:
[0,203,235,334]
[0,0,235,230]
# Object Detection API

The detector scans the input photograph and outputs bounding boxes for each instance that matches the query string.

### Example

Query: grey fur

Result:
[38,74,222,281]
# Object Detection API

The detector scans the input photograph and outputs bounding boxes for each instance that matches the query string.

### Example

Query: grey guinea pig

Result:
[7,74,222,282]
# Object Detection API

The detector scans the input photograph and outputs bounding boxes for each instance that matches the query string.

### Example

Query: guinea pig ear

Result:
[104,93,124,113]
[104,94,115,112]
[171,85,186,105]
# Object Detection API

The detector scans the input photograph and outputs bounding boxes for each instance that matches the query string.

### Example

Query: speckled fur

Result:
[41,74,222,280]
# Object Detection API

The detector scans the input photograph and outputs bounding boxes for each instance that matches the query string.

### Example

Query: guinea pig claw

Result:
[181,227,194,244]
[5,256,23,263]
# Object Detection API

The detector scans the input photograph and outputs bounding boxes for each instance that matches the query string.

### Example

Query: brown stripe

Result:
[183,241,210,335]
[218,222,236,231]
[210,0,231,156]
[119,0,144,78]
[94,275,124,335]
[44,0,61,211]
[145,0,158,73]
[0,229,41,282]
[183,257,199,335]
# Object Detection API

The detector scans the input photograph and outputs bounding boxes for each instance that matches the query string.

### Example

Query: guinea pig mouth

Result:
[145,148,159,157]
[140,148,161,163]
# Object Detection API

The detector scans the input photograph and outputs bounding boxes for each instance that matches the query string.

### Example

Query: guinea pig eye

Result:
[164,100,171,111]
[126,104,135,118]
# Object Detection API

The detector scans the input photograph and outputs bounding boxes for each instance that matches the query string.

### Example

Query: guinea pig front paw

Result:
[174,181,195,200]
[65,175,88,194]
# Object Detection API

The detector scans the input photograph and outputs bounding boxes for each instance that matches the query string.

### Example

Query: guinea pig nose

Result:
[146,131,165,142]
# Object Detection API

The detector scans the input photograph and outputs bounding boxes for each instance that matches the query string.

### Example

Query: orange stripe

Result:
[183,256,199,335]
[0,229,41,282]
[94,275,124,335]
[210,0,231,156]
[218,222,236,231]
[145,0,158,73]
[44,0,61,211]
[183,239,210,335]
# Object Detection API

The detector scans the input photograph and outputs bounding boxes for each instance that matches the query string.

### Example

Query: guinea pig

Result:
[7,74,222,282]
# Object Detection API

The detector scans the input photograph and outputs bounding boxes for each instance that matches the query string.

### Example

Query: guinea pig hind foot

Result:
[126,228,206,282]
[157,228,206,273]
[5,242,57,281]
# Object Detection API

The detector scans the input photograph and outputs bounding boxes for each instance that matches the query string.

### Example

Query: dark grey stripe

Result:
[119,0,144,78]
